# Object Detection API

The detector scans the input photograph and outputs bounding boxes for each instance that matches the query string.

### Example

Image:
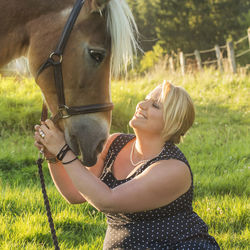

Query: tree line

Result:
[127,0,250,58]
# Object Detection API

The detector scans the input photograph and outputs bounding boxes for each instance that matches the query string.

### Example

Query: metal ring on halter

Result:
[49,52,63,64]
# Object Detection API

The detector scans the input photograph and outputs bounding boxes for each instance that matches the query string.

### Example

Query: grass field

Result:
[0,69,249,249]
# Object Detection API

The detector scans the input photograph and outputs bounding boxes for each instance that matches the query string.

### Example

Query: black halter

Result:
[36,0,113,123]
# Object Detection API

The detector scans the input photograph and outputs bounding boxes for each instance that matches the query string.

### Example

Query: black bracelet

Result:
[62,156,78,165]
[56,144,71,161]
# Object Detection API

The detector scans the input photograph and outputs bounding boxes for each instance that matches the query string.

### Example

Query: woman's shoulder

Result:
[100,133,121,158]
[106,133,122,149]
[102,133,135,160]
[161,142,190,166]
[142,159,192,198]
[107,133,135,148]
[102,133,127,154]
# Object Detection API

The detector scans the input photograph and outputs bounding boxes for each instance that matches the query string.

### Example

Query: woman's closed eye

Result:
[144,97,161,109]
[152,101,160,109]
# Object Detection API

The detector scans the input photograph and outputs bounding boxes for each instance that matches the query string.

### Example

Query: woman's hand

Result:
[34,119,66,156]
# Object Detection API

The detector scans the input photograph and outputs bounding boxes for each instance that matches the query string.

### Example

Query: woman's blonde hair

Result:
[159,81,195,144]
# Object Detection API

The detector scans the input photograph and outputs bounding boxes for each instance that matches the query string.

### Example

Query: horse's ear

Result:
[88,0,111,12]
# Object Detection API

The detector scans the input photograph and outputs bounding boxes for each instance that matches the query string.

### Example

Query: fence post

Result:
[215,45,223,72]
[179,51,185,75]
[227,41,237,73]
[169,56,175,73]
[248,27,250,48]
[194,50,202,71]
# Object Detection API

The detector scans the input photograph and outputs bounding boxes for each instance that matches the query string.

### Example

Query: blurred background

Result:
[0,1,249,249]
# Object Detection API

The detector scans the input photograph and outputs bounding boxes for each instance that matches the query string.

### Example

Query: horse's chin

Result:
[81,153,98,167]
[63,114,109,167]
[64,134,100,167]
[79,136,105,166]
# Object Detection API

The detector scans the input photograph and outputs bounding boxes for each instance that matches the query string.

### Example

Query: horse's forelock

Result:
[106,0,140,77]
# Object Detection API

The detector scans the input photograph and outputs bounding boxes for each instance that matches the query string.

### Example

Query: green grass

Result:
[0,69,249,249]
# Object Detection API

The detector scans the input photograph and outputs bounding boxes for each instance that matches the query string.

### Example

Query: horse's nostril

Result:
[96,139,105,154]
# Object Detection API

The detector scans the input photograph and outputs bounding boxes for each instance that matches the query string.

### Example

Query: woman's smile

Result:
[134,110,147,119]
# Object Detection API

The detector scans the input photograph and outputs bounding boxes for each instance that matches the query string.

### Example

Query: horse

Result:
[0,0,138,166]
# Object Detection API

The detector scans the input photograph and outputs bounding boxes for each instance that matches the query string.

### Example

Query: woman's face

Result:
[129,86,164,135]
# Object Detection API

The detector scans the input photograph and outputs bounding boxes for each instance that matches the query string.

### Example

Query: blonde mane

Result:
[106,0,140,76]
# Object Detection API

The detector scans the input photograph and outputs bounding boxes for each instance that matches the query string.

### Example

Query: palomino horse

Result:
[0,0,138,166]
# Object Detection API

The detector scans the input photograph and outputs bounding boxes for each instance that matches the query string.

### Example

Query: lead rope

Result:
[36,101,60,250]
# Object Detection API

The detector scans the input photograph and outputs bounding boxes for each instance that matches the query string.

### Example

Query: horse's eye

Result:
[89,49,105,64]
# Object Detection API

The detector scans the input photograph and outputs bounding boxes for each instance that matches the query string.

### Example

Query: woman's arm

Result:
[61,153,192,212]
[47,161,85,204]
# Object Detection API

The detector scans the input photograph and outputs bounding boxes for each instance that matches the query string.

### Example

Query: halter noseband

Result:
[36,0,113,123]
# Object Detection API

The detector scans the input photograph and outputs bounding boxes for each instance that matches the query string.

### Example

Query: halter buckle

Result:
[58,105,71,119]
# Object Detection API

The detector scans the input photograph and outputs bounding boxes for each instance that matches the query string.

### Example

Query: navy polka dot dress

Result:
[100,134,220,249]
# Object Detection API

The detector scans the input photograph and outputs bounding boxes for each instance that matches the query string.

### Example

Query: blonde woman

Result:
[34,81,220,249]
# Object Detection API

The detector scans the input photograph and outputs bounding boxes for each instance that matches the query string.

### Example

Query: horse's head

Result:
[27,0,138,166]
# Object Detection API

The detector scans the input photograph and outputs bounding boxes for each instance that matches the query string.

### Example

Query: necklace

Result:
[130,141,161,167]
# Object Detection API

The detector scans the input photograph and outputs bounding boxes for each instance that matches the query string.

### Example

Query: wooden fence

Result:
[169,27,250,75]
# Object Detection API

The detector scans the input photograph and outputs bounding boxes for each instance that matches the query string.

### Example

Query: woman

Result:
[34,81,220,249]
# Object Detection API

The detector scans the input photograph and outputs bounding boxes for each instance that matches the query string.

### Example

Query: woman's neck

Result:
[132,130,165,162]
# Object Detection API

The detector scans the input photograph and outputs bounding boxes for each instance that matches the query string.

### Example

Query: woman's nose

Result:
[137,100,148,110]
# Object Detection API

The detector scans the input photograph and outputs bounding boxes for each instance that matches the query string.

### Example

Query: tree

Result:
[127,0,158,51]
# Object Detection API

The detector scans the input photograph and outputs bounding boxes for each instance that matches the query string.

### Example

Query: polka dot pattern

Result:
[101,134,220,249]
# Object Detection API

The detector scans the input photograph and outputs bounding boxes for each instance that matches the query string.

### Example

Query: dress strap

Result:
[108,133,135,156]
